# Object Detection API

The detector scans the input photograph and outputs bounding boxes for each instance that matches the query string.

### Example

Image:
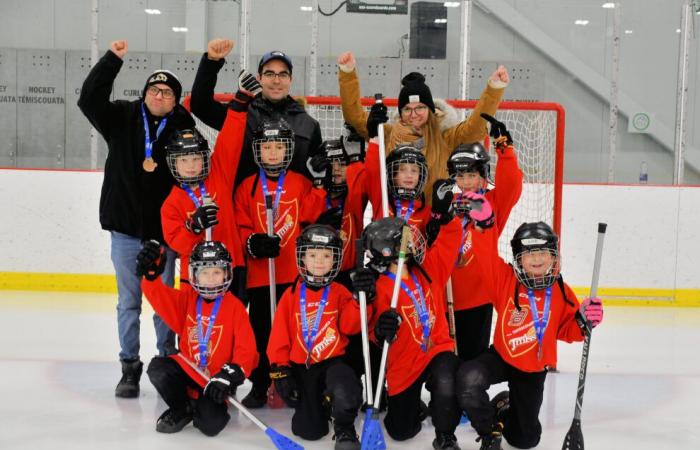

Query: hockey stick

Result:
[374,93,390,219]
[360,226,412,450]
[355,239,374,430]
[175,354,303,450]
[446,277,458,356]
[562,222,607,450]
[265,193,284,408]
[203,194,214,242]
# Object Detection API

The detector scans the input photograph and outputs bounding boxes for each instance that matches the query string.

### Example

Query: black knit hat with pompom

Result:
[398,72,435,113]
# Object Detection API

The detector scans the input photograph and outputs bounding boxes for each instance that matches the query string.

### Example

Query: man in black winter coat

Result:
[78,40,195,399]
[190,38,323,187]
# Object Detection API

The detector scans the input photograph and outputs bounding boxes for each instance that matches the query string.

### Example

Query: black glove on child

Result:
[229,70,262,112]
[136,240,167,281]
[186,203,219,234]
[350,268,377,304]
[308,153,330,187]
[431,179,455,224]
[375,310,401,344]
[247,233,281,258]
[481,113,513,149]
[366,102,388,139]
[204,363,246,404]
[270,365,300,408]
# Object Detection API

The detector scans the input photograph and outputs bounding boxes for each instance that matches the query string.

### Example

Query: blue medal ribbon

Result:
[325,194,344,212]
[182,182,210,208]
[394,198,415,222]
[196,295,223,369]
[299,283,331,365]
[526,287,552,360]
[140,103,168,161]
[259,168,287,219]
[383,271,431,352]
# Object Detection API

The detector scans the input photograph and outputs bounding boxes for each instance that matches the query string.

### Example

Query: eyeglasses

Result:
[146,86,175,99]
[401,105,429,116]
[261,70,291,81]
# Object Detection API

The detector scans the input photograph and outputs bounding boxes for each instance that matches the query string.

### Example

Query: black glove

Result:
[186,203,219,234]
[374,310,401,344]
[229,70,261,112]
[307,153,329,187]
[316,206,343,230]
[136,240,166,281]
[481,113,513,148]
[350,268,377,304]
[366,102,388,139]
[204,363,246,404]
[270,365,299,408]
[238,69,262,96]
[431,179,455,224]
[425,218,441,247]
[246,233,281,258]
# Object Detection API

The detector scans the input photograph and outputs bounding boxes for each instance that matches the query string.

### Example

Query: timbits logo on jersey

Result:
[399,286,436,350]
[185,314,223,374]
[339,212,352,257]
[501,293,538,357]
[294,306,340,363]
[256,199,299,247]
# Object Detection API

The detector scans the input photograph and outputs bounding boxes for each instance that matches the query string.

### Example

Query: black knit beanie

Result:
[143,70,182,104]
[398,72,435,113]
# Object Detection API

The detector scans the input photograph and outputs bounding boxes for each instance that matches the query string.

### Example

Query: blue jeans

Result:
[110,231,177,361]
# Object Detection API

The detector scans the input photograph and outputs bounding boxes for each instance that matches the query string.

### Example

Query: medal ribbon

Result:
[182,182,210,208]
[259,168,287,219]
[383,271,430,352]
[394,198,415,222]
[299,283,331,361]
[527,287,552,357]
[196,295,223,369]
[140,103,168,162]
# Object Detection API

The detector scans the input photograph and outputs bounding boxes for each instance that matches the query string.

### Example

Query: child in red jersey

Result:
[136,240,258,436]
[361,210,477,450]
[267,224,365,448]
[160,70,261,287]
[456,221,604,450]
[442,122,523,360]
[234,118,325,408]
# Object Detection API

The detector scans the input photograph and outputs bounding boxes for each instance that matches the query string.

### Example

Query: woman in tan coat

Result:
[336,51,509,202]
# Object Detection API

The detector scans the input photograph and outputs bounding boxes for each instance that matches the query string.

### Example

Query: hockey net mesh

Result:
[183,95,564,262]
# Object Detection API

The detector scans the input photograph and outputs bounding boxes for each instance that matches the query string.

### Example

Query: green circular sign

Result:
[632,113,650,131]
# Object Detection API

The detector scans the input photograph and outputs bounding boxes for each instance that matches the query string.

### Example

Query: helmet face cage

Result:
[387,147,428,200]
[165,130,211,185]
[324,141,348,195]
[188,242,233,299]
[295,225,343,287]
[253,122,295,176]
[513,248,560,290]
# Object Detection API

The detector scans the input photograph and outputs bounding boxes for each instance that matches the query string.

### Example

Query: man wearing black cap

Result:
[78,40,195,399]
[190,39,322,187]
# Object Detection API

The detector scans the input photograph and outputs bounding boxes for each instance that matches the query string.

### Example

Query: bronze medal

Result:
[142,157,157,172]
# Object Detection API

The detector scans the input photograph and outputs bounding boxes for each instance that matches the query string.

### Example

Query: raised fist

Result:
[110,40,128,59]
[207,38,234,61]
[489,64,510,86]
[337,51,356,73]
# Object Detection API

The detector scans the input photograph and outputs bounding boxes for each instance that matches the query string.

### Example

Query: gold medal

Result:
[142,157,157,172]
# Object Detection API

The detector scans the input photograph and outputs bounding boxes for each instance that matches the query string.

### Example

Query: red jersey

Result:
[267,280,362,366]
[362,141,431,234]
[142,278,258,386]
[451,144,523,310]
[471,226,584,373]
[161,109,247,280]
[234,170,324,288]
[370,217,462,396]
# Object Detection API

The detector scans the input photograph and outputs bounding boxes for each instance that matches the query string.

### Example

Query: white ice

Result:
[1,291,698,449]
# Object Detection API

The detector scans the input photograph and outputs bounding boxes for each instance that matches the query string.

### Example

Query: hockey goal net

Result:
[182,94,564,262]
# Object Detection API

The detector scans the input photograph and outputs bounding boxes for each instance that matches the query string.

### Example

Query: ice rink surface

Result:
[1,291,699,450]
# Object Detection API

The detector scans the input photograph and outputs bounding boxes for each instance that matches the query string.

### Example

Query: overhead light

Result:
[601,2,615,8]
[575,19,590,25]
[300,6,312,12]
[624,29,633,34]
[172,27,188,32]
[144,8,161,15]
[676,28,681,33]
[444,1,460,7]
[434,18,447,24]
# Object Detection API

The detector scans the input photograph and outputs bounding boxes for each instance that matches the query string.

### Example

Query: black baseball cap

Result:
[257,51,293,75]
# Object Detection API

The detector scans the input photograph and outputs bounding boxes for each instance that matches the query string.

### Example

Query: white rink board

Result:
[1,169,700,293]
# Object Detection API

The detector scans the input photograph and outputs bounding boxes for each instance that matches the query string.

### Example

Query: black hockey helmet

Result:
[386,145,428,200]
[447,142,490,180]
[165,128,211,185]
[320,139,349,196]
[253,119,295,176]
[361,217,426,272]
[510,222,560,290]
[296,224,343,287]
[188,240,233,299]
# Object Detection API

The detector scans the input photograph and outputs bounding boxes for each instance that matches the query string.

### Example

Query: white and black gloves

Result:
[186,203,219,234]
[204,363,246,404]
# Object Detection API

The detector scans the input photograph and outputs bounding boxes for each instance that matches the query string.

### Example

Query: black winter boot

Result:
[477,422,504,450]
[115,359,143,398]
[333,424,360,450]
[432,432,461,450]
[241,385,268,409]
[155,405,193,433]
[490,390,509,425]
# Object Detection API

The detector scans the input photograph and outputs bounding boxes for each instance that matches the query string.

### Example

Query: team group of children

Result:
[133,70,604,450]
